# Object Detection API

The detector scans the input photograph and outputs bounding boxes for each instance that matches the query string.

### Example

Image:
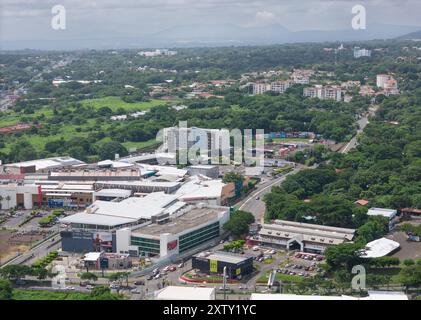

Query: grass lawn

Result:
[122,139,161,151]
[257,270,305,283]
[12,289,94,300]
[80,97,165,112]
[269,137,310,143]
[0,97,167,154]
[0,107,55,128]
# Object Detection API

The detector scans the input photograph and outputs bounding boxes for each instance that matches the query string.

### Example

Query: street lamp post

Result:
[223,266,227,301]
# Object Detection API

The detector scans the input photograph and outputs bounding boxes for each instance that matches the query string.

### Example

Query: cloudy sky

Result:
[1,0,421,48]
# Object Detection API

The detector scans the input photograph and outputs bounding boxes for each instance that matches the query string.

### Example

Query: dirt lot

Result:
[388,230,421,260]
[0,229,29,262]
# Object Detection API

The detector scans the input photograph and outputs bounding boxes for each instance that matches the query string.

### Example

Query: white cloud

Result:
[254,11,279,26]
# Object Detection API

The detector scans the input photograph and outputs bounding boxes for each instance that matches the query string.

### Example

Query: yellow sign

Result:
[236,268,241,275]
[210,259,218,273]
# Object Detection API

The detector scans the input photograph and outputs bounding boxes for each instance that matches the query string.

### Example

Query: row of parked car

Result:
[295,252,324,261]
[276,268,310,277]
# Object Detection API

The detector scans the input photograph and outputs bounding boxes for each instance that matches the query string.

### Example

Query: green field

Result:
[0,107,54,128]
[80,97,165,112]
[257,270,305,283]
[0,97,168,153]
[269,137,311,143]
[12,289,96,300]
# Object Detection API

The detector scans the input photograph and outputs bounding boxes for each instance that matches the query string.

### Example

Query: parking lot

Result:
[276,252,325,277]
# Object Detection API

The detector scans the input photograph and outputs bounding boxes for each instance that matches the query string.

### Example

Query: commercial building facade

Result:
[192,251,253,279]
[116,205,230,260]
[257,220,355,254]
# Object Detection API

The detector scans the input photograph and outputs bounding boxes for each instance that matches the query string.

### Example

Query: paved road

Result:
[1,235,61,267]
[341,106,378,154]
[238,166,303,222]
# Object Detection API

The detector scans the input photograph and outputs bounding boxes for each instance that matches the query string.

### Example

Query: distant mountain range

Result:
[397,30,421,40]
[2,23,421,50]
[142,23,421,47]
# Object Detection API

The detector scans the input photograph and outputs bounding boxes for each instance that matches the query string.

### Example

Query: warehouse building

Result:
[192,251,253,279]
[367,208,399,231]
[360,237,400,258]
[257,220,355,254]
[0,156,85,174]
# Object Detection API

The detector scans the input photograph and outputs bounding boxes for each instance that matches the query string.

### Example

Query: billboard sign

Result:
[93,232,112,251]
[167,239,178,251]
[209,259,218,273]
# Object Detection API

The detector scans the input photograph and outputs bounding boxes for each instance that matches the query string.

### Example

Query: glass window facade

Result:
[131,236,160,255]
[179,222,220,253]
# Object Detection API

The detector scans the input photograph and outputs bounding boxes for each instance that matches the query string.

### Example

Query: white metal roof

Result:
[367,208,397,219]
[62,184,93,190]
[97,160,134,168]
[96,180,180,188]
[6,157,85,170]
[175,176,225,200]
[83,252,102,262]
[86,192,179,220]
[154,286,215,300]
[94,189,132,198]
[60,212,135,226]
[360,237,400,258]
[259,220,355,245]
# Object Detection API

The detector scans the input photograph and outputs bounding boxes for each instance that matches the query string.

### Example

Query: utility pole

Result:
[223,266,227,300]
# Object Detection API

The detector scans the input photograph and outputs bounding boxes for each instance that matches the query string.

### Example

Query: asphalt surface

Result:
[2,235,61,267]
[238,166,303,222]
[341,106,377,154]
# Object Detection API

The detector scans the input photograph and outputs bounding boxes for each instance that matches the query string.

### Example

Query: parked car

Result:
[177,263,184,268]
[131,289,140,294]
[86,285,94,290]
[154,273,161,279]
[168,266,176,272]
[134,280,145,286]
